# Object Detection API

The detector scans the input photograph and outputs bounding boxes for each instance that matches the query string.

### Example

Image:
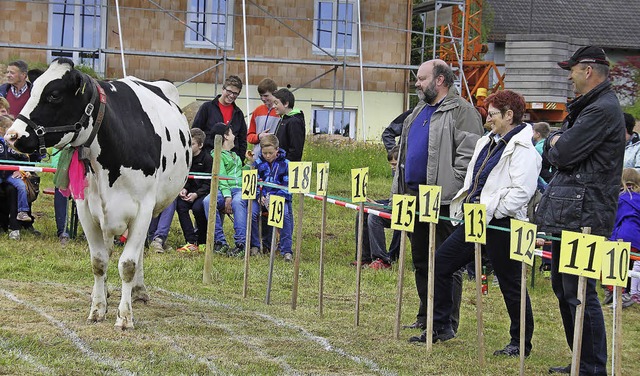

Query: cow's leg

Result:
[77,200,109,323]
[115,209,153,330]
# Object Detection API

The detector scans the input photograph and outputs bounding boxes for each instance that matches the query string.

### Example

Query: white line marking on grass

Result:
[0,288,134,376]
[155,288,396,376]
[0,338,54,375]
[156,331,227,376]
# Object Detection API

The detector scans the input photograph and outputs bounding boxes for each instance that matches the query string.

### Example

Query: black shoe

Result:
[432,327,455,343]
[408,328,455,344]
[402,321,426,330]
[227,243,245,257]
[548,364,571,374]
[408,330,426,343]
[493,343,530,358]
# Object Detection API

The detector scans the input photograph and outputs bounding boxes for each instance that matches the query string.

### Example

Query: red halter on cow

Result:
[5,58,192,329]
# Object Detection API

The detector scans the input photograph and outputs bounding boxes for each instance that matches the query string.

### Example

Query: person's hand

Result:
[245,150,254,164]
[179,189,188,199]
[260,195,268,207]
[224,197,233,214]
[185,192,197,203]
[11,171,22,179]
[535,238,546,247]
[258,131,270,140]
[549,134,561,147]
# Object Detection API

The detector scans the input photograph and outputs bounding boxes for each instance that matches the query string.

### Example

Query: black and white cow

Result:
[5,58,191,329]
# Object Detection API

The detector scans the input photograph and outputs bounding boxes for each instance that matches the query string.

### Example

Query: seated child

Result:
[248,134,293,261]
[201,123,252,257]
[176,128,212,253]
[0,115,31,222]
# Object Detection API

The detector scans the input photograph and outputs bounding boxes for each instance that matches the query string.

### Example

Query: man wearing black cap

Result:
[536,46,625,375]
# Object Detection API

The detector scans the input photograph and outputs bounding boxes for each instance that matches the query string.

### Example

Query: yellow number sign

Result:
[316,163,329,197]
[559,230,604,278]
[267,195,285,229]
[418,185,441,223]
[241,169,258,200]
[510,219,537,266]
[351,167,368,203]
[463,203,486,244]
[288,162,312,194]
[391,194,416,232]
[600,240,631,287]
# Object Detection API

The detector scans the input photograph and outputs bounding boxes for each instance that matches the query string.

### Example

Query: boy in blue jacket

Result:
[248,134,293,261]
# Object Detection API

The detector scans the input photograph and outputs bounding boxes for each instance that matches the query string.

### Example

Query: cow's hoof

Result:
[87,308,106,323]
[131,285,149,304]
[114,312,134,330]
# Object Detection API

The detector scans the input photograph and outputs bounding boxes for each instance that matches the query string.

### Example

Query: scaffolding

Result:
[0,0,477,141]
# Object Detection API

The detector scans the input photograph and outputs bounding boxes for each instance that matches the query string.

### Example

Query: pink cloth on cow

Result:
[59,149,88,200]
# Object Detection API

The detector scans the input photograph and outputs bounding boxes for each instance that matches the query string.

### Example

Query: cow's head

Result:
[5,58,97,156]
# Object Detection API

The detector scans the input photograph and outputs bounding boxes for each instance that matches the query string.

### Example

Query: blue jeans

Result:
[551,238,607,375]
[353,199,400,263]
[203,189,248,246]
[54,188,69,237]
[148,200,176,243]
[251,198,292,255]
[433,218,534,352]
[0,176,29,212]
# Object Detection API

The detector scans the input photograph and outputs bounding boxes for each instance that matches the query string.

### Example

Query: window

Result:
[185,0,234,50]
[48,0,105,75]
[312,107,356,139]
[313,0,358,56]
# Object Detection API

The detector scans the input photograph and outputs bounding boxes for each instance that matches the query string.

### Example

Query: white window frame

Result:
[47,0,106,76]
[311,106,357,139]
[185,0,235,50]
[312,0,358,56]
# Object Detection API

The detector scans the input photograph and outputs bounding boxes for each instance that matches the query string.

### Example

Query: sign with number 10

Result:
[599,240,631,287]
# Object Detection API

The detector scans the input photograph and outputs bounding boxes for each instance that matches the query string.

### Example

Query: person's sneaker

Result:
[16,211,31,222]
[602,289,613,305]
[283,253,293,262]
[493,343,529,357]
[162,241,174,253]
[213,242,230,255]
[541,264,551,279]
[227,243,245,257]
[408,327,455,344]
[621,292,635,308]
[402,321,426,330]
[369,258,392,270]
[150,238,165,253]
[59,233,70,246]
[250,246,261,256]
[350,260,371,268]
[8,230,20,241]
[176,243,198,254]
[548,364,571,374]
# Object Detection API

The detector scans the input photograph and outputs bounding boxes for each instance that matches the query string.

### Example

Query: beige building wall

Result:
[0,0,412,140]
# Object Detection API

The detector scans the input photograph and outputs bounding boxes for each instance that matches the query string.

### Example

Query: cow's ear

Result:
[67,69,87,96]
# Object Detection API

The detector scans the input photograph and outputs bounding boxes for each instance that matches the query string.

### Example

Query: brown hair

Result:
[257,78,277,95]
[0,97,9,111]
[190,127,206,146]
[621,168,640,195]
[224,75,243,91]
[260,134,279,149]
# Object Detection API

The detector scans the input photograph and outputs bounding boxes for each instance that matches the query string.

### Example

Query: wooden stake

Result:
[571,226,591,376]
[519,262,527,376]
[291,193,304,310]
[426,222,436,350]
[354,202,365,327]
[242,198,253,298]
[394,230,407,339]
[612,285,622,376]
[318,195,328,317]
[265,226,278,305]
[203,135,222,285]
[474,243,485,366]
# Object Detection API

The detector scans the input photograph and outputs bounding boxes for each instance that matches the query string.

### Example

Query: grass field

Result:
[1,139,639,375]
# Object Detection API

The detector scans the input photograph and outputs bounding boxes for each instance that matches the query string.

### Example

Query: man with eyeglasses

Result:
[536,46,625,375]
[192,75,248,161]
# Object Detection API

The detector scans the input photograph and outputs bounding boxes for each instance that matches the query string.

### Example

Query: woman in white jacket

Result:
[426,90,541,358]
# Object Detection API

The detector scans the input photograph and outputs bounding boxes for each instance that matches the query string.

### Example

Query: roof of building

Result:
[484,0,640,50]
